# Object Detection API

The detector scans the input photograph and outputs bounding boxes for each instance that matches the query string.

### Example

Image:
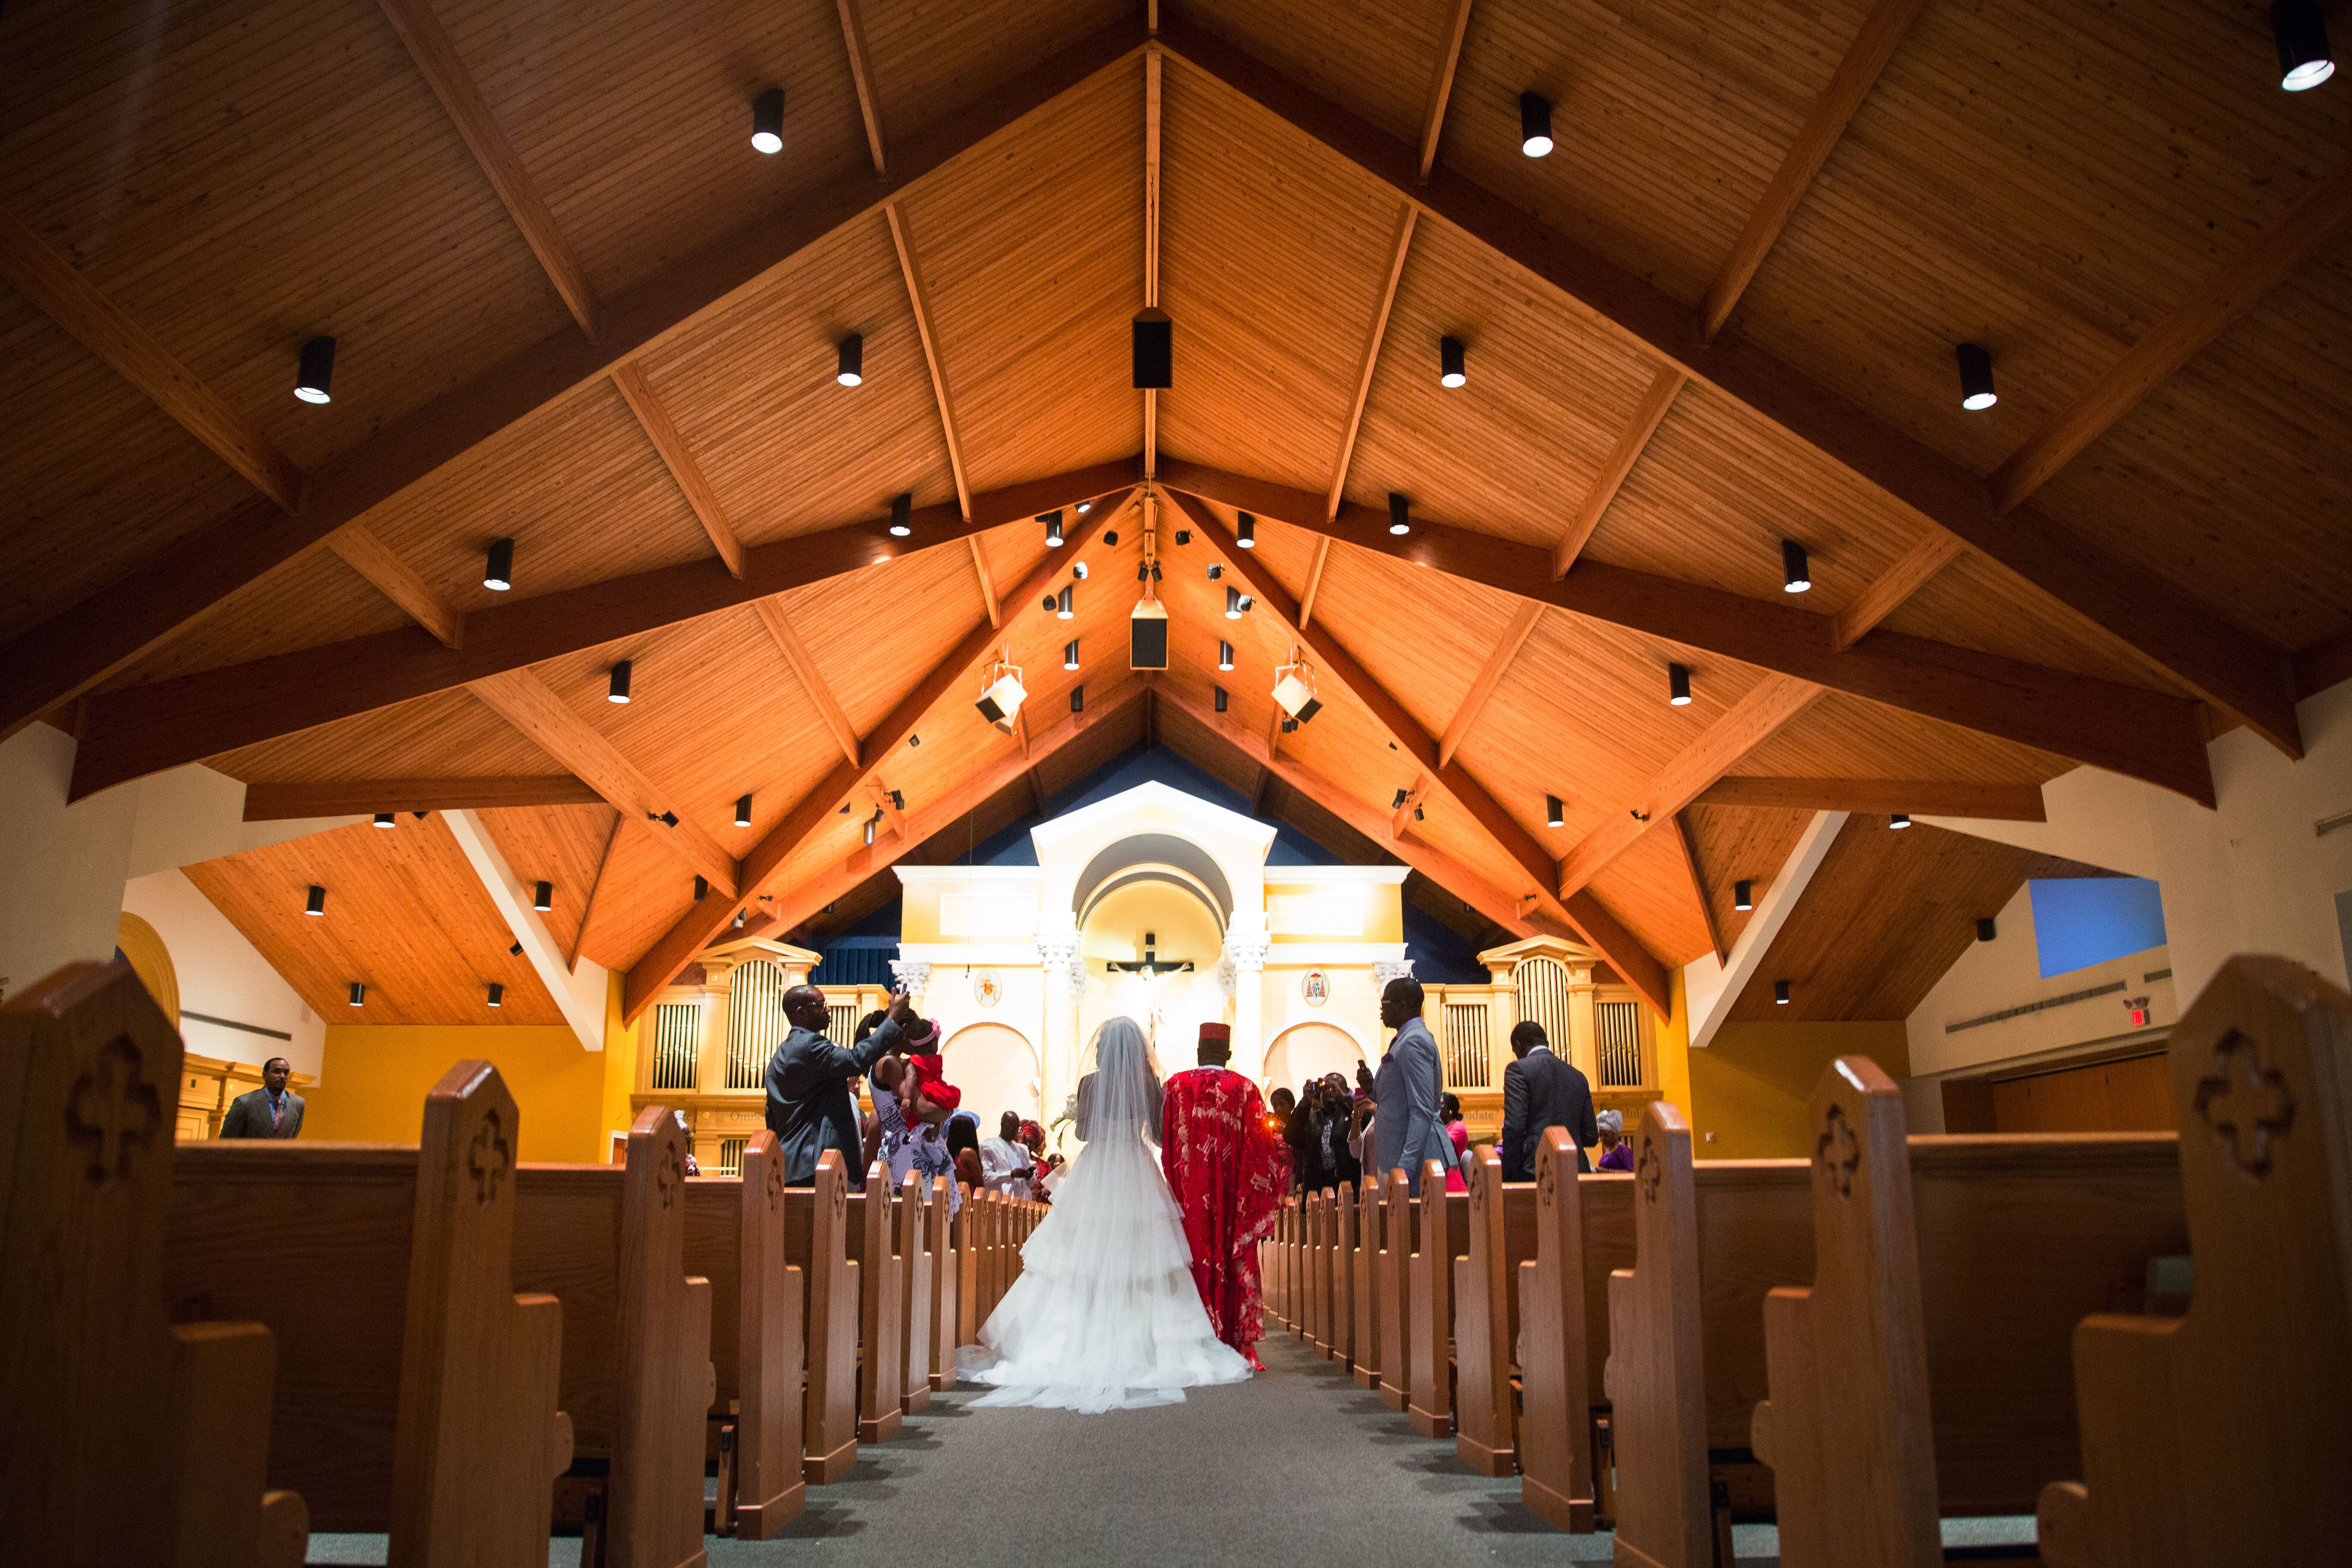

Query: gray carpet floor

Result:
[309,1332,2034,1565]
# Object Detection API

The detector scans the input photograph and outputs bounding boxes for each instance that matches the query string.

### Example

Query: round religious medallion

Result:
[1301,969,1330,1007]
[972,970,1003,1008]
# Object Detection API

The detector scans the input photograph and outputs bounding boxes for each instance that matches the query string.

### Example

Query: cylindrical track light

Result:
[1218,640,1235,671]
[1546,795,1564,828]
[484,536,515,591]
[1070,684,1084,713]
[1393,788,1410,809]
[1215,685,1229,713]
[1955,342,1997,410]
[608,659,633,703]
[1043,510,1064,547]
[1440,335,1466,388]
[1520,91,1555,156]
[1668,662,1692,706]
[1225,586,1242,619]
[1781,539,1811,593]
[735,793,753,827]
[1734,879,1755,911]
[349,981,366,1007]
[1057,585,1073,619]
[862,814,876,847]
[533,880,553,912]
[751,86,786,153]
[304,884,326,916]
[1773,979,1791,1005]
[374,812,396,828]
[295,336,336,404]
[1237,512,1256,548]
[1063,640,1080,670]
[1388,492,1411,535]
[836,333,863,386]
[693,875,709,902]
[1889,812,1911,830]
[1076,498,1093,513]
[487,982,505,1008]
[889,491,912,537]
[2275,0,2335,89]
[1976,916,1998,942]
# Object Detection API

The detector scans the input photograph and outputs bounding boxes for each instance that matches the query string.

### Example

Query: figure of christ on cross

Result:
[1160,1021,1291,1369]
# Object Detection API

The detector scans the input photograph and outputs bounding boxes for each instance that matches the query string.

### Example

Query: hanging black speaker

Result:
[1132,308,1172,389]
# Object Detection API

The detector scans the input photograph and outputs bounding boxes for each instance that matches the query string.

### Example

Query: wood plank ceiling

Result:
[4,0,2344,1023]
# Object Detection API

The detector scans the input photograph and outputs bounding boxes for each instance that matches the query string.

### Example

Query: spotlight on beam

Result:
[751,86,786,153]
[1520,92,1555,156]
[294,335,336,404]
[836,333,863,386]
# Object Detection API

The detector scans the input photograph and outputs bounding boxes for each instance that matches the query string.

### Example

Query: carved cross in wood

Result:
[657,1140,684,1208]
[2194,1029,2295,1178]
[1637,1134,1663,1203]
[68,1037,161,1184]
[1816,1103,1861,1198]
[468,1110,511,1204]
[1535,1148,1557,1205]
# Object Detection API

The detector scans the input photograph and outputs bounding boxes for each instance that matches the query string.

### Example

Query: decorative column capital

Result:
[1226,936,1272,972]
[1372,958,1417,990]
[699,954,742,991]
[1035,937,1086,999]
[888,959,933,997]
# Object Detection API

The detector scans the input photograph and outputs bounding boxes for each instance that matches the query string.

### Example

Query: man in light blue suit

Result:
[1371,976,1451,1195]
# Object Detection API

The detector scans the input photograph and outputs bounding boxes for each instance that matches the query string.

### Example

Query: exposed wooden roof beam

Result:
[1829,531,1965,649]
[1557,676,1823,900]
[70,460,1138,798]
[1296,537,1333,630]
[1158,459,2214,805]
[886,202,972,519]
[0,20,1148,741]
[1156,19,2301,759]
[1390,773,1428,839]
[866,781,908,839]
[968,538,1003,627]
[1989,156,2352,519]
[1553,366,1683,577]
[1436,601,1541,770]
[611,361,745,577]
[2296,626,2352,702]
[1142,45,1163,478]
[835,0,890,179]
[620,498,1131,1018]
[1671,810,1729,966]
[240,773,602,820]
[1694,774,2046,821]
[377,0,600,338]
[467,668,737,896]
[322,525,465,648]
[571,808,623,970]
[1325,205,1419,519]
[1028,765,1050,816]
[752,599,862,768]
[1415,0,1476,183]
[0,203,304,512]
[1698,0,1928,342]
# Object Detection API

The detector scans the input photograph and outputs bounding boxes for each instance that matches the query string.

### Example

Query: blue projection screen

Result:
[2028,877,2168,979]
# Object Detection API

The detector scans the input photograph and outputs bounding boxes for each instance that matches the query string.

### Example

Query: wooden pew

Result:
[166,1058,569,1559]
[679,1130,804,1539]
[1518,1128,1608,1534]
[841,1160,903,1441]
[955,1182,981,1347]
[4,960,310,1568]
[1350,1173,1381,1388]
[1305,1191,1327,1352]
[925,1175,958,1388]
[513,1106,713,1568]
[1408,1160,1470,1438]
[1330,1180,1357,1369]
[2038,956,2352,1568]
[1453,1145,1541,1477]
[781,1151,859,1483]
[1376,1169,1414,1410]
[894,1170,932,1413]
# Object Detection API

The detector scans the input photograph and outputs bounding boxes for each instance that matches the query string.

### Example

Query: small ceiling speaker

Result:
[1132,308,1172,389]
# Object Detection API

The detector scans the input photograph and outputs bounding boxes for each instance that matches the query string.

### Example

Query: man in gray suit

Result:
[1500,1020,1597,1181]
[1371,976,1451,1195]
[219,1056,303,1139]
[765,982,920,1185]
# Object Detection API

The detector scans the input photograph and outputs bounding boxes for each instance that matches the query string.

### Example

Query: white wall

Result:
[0,725,142,1005]
[121,869,326,1075]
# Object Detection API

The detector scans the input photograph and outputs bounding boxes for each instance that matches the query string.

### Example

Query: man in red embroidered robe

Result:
[1161,1021,1289,1368]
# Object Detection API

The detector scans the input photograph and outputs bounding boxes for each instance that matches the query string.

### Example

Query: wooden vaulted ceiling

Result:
[6,0,2347,1026]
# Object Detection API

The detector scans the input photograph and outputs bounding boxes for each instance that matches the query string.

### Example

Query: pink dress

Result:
[1444,1121,1470,1193]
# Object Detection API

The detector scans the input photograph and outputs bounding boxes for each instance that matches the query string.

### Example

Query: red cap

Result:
[1198,1022,1232,1042]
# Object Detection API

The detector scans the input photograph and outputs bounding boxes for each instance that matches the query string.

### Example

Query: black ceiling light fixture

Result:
[1063,639,1080,670]
[1387,492,1411,535]
[657,810,678,827]
[608,659,633,703]
[509,941,524,956]
[836,332,863,386]
[2275,0,2336,89]
[1076,497,1093,513]
[1074,561,1089,580]
[751,86,786,153]
[1215,685,1229,713]
[1889,812,1912,830]
[735,793,753,827]
[294,335,336,404]
[1546,795,1564,828]
[1520,91,1555,156]
[487,982,505,1008]
[1101,528,1120,547]
[1070,684,1084,713]
[862,813,879,847]
[1132,307,1172,388]
[1955,341,1997,410]
[1057,585,1074,619]
[1206,564,1222,580]
[1976,916,1998,942]
[1042,510,1063,547]
[348,981,366,1007]
[533,880,553,912]
[1773,979,1791,1005]
[1225,586,1244,620]
[1393,788,1410,809]
[304,884,326,917]
[1668,662,1692,706]
[1781,539,1811,593]
[1440,335,1466,388]
[1173,529,1190,546]
[1218,639,1234,672]
[1734,879,1755,911]
[484,536,515,592]
[1237,512,1256,548]
[889,491,912,537]
[374,812,396,828]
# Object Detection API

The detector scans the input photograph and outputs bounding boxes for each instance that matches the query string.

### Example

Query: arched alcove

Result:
[114,911,179,1027]
[1263,1021,1365,1094]
[943,1021,1041,1128]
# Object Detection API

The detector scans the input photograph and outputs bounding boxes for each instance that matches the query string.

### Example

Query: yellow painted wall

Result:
[1652,966,1694,1123]
[305,1020,607,1163]
[599,970,642,1163]
[1686,1018,1911,1159]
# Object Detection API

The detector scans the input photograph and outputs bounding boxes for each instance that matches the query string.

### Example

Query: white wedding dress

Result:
[956,1019,1252,1412]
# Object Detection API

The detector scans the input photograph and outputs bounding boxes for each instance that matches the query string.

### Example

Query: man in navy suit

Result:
[1371,976,1451,1195]
[1500,1020,1597,1181]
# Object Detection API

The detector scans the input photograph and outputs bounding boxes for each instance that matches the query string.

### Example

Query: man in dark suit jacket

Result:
[219,1056,304,1139]
[765,983,918,1184]
[1500,1021,1597,1181]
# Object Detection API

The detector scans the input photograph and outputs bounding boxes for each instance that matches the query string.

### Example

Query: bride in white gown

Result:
[955,1017,1252,1412]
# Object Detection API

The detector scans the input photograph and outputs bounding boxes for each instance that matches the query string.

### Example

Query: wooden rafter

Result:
[1156,20,2302,760]
[1142,44,1164,478]
[322,526,464,649]
[1415,0,1477,182]
[1671,810,1728,966]
[0,204,305,513]
[240,774,603,820]
[1829,531,1965,650]
[1556,675,1824,900]
[866,780,908,840]
[377,0,599,338]
[886,202,973,519]
[1390,773,1428,839]
[69,460,1138,798]
[1437,601,1540,770]
[1553,366,1684,577]
[1296,538,1333,630]
[1325,205,1419,519]
[466,668,737,896]
[753,599,862,769]
[1697,0,1929,342]
[1694,775,2046,821]
[1988,156,2352,519]
[969,538,1003,627]
[835,0,890,179]
[570,808,624,970]
[611,361,745,577]
[0,20,1149,741]
[1157,458,2216,805]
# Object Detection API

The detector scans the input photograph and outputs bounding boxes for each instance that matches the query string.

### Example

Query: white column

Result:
[1228,934,1272,1078]
[1035,935,1083,1119]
